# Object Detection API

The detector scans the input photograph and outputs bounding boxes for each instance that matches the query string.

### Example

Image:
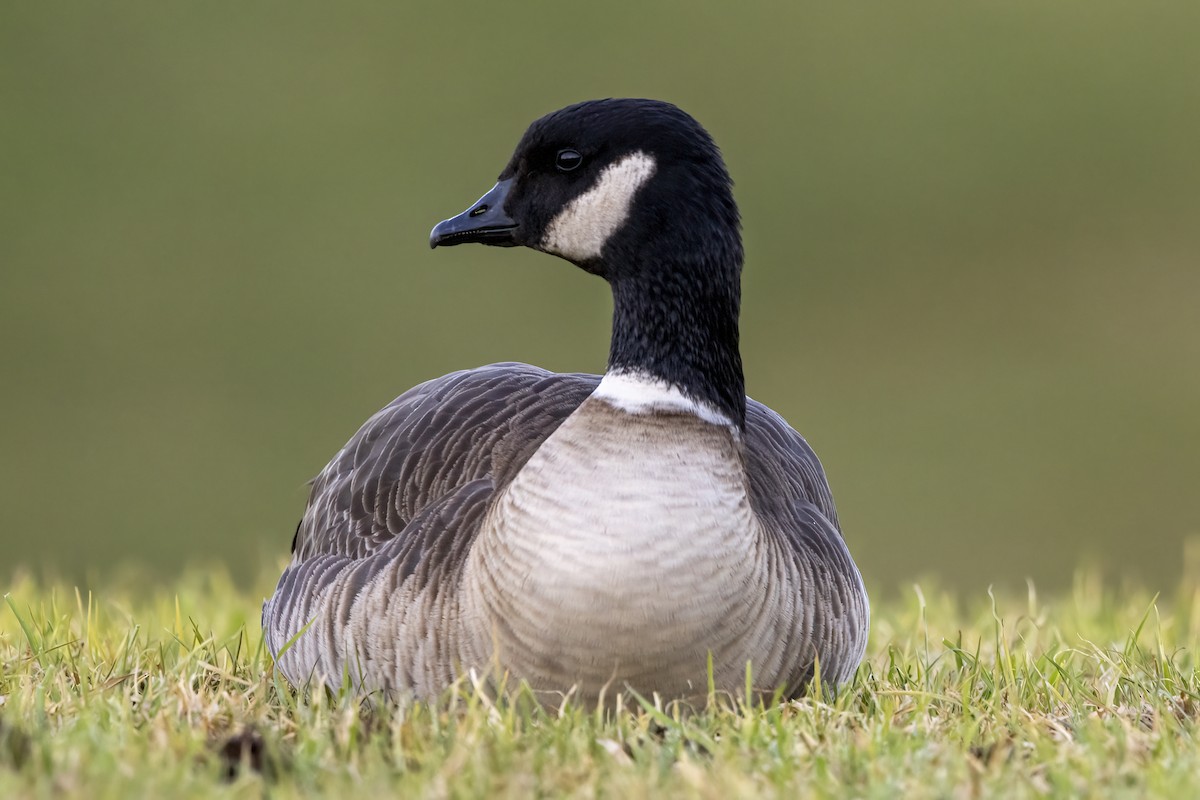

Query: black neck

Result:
[606,252,746,428]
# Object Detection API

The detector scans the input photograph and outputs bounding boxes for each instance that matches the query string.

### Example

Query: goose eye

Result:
[555,149,583,172]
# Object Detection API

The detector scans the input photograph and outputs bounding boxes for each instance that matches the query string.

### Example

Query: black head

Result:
[430,99,742,282]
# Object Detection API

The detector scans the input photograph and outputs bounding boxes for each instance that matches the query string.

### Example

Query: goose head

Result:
[431,99,741,274]
[431,98,747,427]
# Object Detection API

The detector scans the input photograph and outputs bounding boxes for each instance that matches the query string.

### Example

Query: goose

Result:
[263,98,869,704]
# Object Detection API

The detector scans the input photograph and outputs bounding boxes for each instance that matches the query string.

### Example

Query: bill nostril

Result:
[469,204,489,218]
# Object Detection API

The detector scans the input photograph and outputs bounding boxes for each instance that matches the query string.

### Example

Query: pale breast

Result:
[461,397,785,700]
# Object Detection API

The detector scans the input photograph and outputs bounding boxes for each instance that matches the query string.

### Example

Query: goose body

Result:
[263,99,869,702]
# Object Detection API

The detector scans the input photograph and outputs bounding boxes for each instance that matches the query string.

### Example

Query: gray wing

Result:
[744,400,869,686]
[743,399,841,533]
[292,362,600,564]
[264,362,598,672]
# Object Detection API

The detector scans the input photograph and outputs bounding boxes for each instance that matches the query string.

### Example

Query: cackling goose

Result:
[262,98,870,704]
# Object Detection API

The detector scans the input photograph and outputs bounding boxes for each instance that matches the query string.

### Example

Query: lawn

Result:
[2,567,1198,798]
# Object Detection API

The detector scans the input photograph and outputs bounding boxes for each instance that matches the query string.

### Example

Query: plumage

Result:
[263,99,869,703]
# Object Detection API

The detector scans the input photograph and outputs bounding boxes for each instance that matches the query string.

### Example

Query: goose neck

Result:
[606,262,746,428]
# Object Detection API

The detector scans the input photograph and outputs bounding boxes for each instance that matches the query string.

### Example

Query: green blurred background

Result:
[2,2,1197,594]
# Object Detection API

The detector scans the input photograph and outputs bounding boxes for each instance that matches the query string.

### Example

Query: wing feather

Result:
[744,400,868,684]
[292,363,599,563]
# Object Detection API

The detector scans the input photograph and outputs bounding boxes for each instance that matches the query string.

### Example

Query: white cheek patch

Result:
[593,370,735,428]
[541,151,656,261]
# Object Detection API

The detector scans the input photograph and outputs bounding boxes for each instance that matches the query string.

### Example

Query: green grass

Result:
[3,568,1199,798]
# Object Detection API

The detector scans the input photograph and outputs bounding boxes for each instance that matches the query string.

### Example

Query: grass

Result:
[2,567,1199,798]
